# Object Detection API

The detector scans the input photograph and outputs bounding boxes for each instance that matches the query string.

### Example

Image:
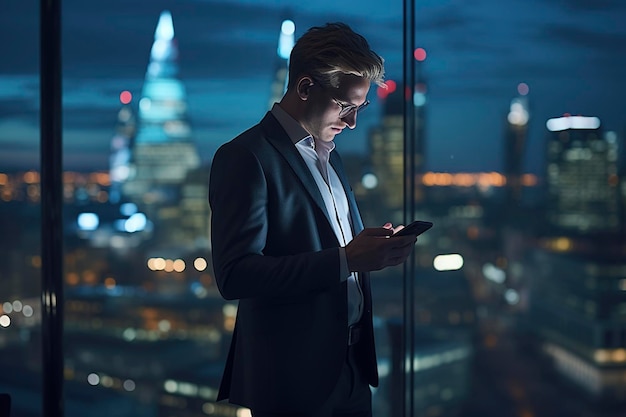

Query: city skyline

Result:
[1,0,624,175]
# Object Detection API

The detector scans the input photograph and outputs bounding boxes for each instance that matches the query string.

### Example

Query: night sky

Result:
[1,0,624,174]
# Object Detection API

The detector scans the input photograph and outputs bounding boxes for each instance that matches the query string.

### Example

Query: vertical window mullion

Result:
[40,0,64,416]
[402,0,417,416]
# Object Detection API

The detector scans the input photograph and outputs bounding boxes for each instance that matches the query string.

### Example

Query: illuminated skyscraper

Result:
[109,90,137,204]
[123,10,200,206]
[369,80,404,216]
[268,19,295,109]
[122,10,205,250]
[524,116,626,403]
[369,50,428,219]
[503,83,530,208]
[545,115,620,235]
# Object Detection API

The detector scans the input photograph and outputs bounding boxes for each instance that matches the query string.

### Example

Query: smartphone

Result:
[392,220,433,237]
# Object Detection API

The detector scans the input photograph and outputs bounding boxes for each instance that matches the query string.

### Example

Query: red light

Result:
[120,91,132,105]
[414,48,427,62]
[517,82,529,96]
[377,80,397,99]
[377,86,389,99]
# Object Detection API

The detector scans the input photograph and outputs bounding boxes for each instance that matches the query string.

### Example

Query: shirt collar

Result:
[271,103,312,146]
[270,103,336,155]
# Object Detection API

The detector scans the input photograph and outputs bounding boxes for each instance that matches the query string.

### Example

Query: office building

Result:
[368,48,428,220]
[545,115,620,235]
[503,85,530,209]
[527,241,626,402]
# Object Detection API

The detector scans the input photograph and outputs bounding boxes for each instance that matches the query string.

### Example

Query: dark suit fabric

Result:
[209,112,378,412]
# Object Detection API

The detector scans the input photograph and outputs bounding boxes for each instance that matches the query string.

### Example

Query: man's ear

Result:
[296,77,314,100]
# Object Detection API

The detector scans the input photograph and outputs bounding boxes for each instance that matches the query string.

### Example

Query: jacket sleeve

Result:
[209,140,342,300]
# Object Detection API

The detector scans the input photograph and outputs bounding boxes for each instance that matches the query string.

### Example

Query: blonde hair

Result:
[287,22,385,90]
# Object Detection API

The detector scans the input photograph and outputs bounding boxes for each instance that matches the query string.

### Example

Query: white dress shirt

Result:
[271,103,364,326]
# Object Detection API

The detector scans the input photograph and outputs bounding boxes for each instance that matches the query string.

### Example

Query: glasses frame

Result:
[331,97,370,118]
[310,75,370,118]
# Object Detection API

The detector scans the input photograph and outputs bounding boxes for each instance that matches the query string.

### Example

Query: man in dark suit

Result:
[209,22,419,417]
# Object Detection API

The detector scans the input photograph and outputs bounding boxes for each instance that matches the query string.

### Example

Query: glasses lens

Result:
[338,100,369,118]
[338,105,355,118]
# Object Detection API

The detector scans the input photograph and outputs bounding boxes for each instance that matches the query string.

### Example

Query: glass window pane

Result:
[406,1,625,416]
[0,1,42,417]
[59,3,403,416]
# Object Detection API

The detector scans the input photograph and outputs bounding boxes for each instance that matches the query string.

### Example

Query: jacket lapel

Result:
[261,112,371,300]
[330,151,371,304]
[330,151,363,235]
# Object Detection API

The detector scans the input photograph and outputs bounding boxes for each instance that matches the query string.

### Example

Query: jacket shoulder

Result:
[218,112,284,151]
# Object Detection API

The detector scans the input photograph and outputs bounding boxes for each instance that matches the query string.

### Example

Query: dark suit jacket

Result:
[209,112,378,412]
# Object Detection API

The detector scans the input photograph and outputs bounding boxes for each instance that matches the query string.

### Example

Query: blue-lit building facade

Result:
[122,11,204,252]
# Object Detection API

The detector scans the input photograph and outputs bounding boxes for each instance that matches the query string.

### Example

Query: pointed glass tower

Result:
[123,10,200,205]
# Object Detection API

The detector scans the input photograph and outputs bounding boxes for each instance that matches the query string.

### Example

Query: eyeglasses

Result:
[331,97,370,118]
[310,76,370,118]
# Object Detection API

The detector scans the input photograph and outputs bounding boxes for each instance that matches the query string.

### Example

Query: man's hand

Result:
[345,225,417,272]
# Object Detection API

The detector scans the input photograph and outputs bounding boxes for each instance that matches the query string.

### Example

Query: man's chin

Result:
[318,134,335,143]
[326,130,341,141]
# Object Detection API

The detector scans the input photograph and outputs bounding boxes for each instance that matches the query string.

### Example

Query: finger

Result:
[392,225,405,234]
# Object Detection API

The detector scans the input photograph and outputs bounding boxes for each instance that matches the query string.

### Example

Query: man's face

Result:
[301,74,371,143]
